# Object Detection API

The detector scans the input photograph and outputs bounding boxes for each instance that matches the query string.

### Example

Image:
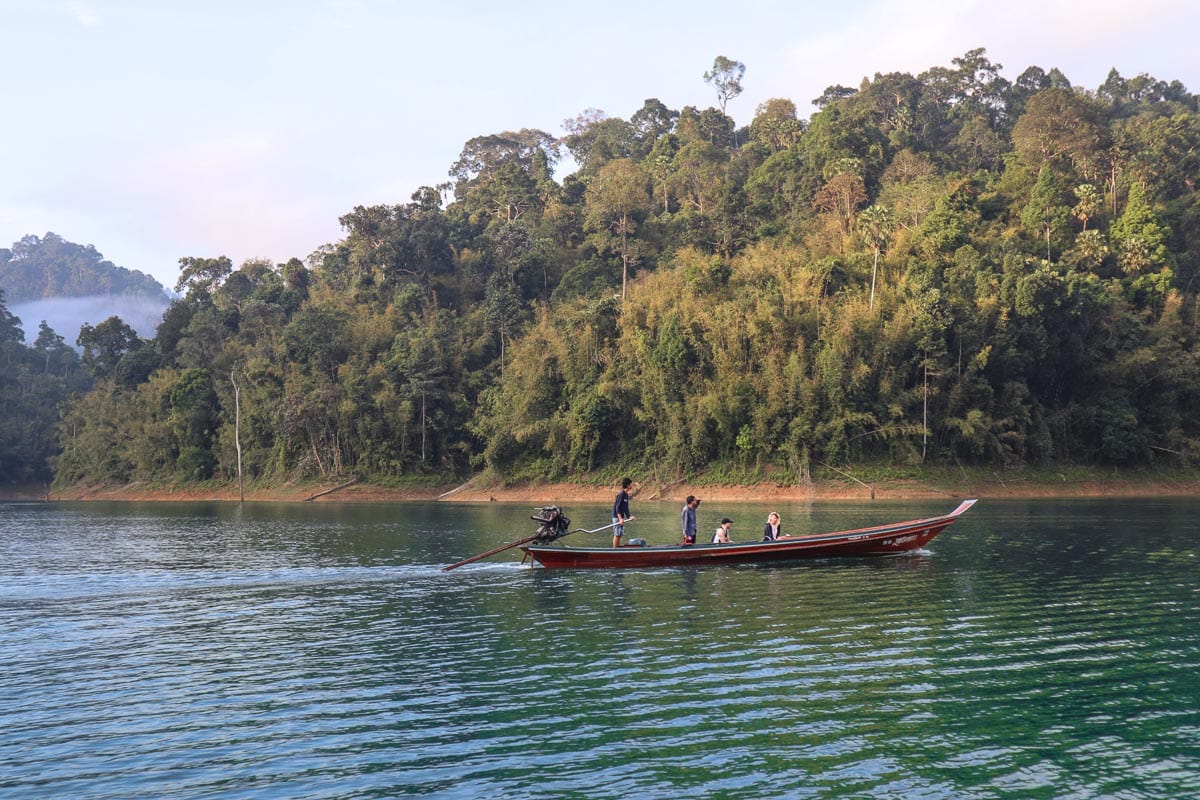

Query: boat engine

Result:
[531,506,570,544]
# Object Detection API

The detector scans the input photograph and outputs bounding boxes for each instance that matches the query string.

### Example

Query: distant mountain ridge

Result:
[0,233,170,343]
[0,232,169,303]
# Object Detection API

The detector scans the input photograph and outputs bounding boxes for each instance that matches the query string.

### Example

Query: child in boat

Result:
[712,518,733,543]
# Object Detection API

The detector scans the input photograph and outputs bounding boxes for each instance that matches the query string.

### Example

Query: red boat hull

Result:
[521,499,977,569]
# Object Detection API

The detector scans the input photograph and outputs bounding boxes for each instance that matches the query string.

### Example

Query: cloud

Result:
[67,1,101,27]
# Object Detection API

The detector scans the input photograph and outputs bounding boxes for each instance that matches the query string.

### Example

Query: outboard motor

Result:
[531,506,570,544]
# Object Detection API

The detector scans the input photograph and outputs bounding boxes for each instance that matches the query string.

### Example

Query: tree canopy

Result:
[6,50,1200,490]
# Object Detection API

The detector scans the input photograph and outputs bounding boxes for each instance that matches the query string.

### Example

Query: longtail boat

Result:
[517,499,977,569]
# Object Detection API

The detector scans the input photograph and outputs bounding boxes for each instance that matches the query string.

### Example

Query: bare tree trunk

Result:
[870,247,879,311]
[231,370,244,503]
[310,433,326,476]
[620,212,629,300]
[922,361,929,463]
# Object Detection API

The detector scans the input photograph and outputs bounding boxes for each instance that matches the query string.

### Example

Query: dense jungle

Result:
[2,49,1199,491]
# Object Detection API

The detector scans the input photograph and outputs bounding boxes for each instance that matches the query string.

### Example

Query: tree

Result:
[703,56,745,115]
[389,323,451,468]
[0,289,22,344]
[175,255,233,299]
[878,150,941,230]
[169,368,219,480]
[77,316,142,379]
[813,160,869,241]
[33,321,71,374]
[1071,183,1102,231]
[629,98,679,155]
[1110,182,1169,274]
[561,109,635,174]
[336,199,454,300]
[813,85,855,110]
[1021,165,1072,260]
[1011,88,1107,178]
[484,264,522,373]
[448,129,559,201]
[585,159,653,299]
[751,98,803,153]
[858,206,894,310]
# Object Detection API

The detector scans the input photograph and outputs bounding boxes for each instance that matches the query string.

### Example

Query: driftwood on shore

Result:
[437,480,474,500]
[305,476,360,501]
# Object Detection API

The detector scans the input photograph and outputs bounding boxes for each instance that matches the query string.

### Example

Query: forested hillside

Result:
[0,233,167,302]
[36,50,1200,490]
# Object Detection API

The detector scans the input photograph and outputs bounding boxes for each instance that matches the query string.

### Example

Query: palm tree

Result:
[858,205,895,311]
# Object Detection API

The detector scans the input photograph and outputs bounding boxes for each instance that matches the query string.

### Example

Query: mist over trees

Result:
[0,289,90,484]
[0,233,171,344]
[5,49,1200,490]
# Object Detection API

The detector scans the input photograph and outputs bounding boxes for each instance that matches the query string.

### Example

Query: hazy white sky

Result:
[2,0,1197,290]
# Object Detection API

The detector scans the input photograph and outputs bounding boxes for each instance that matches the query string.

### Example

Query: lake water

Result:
[1,497,1198,799]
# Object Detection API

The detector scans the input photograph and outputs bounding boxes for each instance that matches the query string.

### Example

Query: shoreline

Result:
[5,473,1199,504]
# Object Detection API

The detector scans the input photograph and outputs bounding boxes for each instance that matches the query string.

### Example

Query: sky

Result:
[2,0,1199,292]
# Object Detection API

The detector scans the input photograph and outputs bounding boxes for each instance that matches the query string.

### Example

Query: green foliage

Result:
[1021,165,1072,259]
[0,292,90,484]
[703,56,745,115]
[1110,183,1170,274]
[27,50,1200,492]
[77,316,143,380]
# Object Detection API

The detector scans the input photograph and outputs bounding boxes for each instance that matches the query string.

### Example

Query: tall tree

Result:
[813,159,869,241]
[751,98,803,153]
[448,129,559,202]
[1110,183,1170,274]
[585,159,653,299]
[1071,183,1102,231]
[858,205,894,310]
[0,289,21,343]
[1011,88,1108,179]
[175,256,233,298]
[561,109,635,174]
[77,316,142,379]
[703,56,745,115]
[629,98,679,155]
[1021,165,1072,260]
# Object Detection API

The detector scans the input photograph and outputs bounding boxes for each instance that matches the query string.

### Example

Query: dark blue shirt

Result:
[613,490,631,519]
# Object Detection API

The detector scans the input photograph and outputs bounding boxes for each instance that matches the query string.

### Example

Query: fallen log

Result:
[305,476,359,501]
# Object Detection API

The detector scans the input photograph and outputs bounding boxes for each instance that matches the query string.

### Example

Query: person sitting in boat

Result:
[681,496,700,545]
[712,517,733,543]
[762,512,781,541]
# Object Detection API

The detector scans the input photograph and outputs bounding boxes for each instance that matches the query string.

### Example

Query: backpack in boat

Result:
[531,506,570,544]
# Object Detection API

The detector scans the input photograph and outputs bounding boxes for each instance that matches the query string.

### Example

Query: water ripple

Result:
[2,500,1200,798]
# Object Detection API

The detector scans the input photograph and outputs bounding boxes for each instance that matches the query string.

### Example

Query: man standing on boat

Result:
[681,496,700,545]
[612,478,639,547]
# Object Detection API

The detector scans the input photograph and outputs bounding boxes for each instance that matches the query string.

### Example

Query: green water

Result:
[1,498,1197,798]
